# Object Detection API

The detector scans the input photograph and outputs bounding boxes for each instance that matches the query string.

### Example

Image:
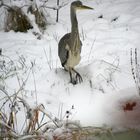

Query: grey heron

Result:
[58,1,93,84]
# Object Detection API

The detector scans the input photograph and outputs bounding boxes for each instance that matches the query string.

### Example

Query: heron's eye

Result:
[77,1,82,6]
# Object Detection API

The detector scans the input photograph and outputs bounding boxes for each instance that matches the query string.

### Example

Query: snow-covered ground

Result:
[0,0,140,132]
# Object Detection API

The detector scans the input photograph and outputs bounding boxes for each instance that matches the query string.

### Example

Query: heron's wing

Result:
[58,33,71,67]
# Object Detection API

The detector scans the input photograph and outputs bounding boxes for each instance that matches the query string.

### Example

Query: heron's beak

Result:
[79,5,93,10]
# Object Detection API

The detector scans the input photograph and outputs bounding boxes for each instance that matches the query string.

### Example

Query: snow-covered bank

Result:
[0,0,140,132]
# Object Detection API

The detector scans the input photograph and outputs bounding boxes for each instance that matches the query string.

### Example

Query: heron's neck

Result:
[71,8,79,35]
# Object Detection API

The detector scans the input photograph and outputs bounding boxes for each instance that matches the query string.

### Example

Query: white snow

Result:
[0,0,140,132]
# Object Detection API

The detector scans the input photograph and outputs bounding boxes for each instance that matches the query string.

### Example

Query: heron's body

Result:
[58,1,93,84]
[58,33,82,70]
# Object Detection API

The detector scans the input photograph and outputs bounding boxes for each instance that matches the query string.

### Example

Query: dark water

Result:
[81,130,140,140]
[100,131,140,140]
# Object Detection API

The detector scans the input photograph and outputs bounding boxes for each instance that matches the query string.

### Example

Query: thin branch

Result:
[38,105,60,128]
[130,48,140,95]
[18,134,48,140]
[0,0,13,11]
[0,85,13,104]
[0,120,18,137]
[88,37,96,62]
[31,61,38,105]
[41,1,69,10]
[43,48,52,70]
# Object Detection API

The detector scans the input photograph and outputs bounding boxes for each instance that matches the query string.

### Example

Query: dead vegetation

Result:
[28,4,47,32]
[5,6,32,32]
[0,0,47,33]
[0,0,69,33]
[0,54,114,140]
[130,48,140,95]
[0,48,140,140]
[0,87,113,140]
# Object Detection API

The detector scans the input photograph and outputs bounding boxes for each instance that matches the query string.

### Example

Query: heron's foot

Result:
[69,68,83,85]
[76,73,83,83]
[70,79,77,85]
[70,73,83,85]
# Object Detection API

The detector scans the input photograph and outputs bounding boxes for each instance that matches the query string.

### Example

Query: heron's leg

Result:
[69,68,77,85]
[69,69,73,83]
[72,68,83,83]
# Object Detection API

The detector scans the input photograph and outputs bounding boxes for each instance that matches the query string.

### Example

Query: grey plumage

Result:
[58,33,71,67]
[58,33,82,67]
[58,1,93,84]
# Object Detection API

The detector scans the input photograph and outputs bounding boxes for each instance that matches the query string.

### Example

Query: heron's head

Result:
[71,1,93,11]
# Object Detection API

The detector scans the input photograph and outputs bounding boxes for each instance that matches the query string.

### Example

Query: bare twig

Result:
[41,1,69,10]
[0,0,13,11]
[18,134,48,140]
[38,104,60,128]
[31,61,38,105]
[0,120,18,138]
[43,48,52,70]
[88,37,96,62]
[130,48,140,95]
[0,85,12,104]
